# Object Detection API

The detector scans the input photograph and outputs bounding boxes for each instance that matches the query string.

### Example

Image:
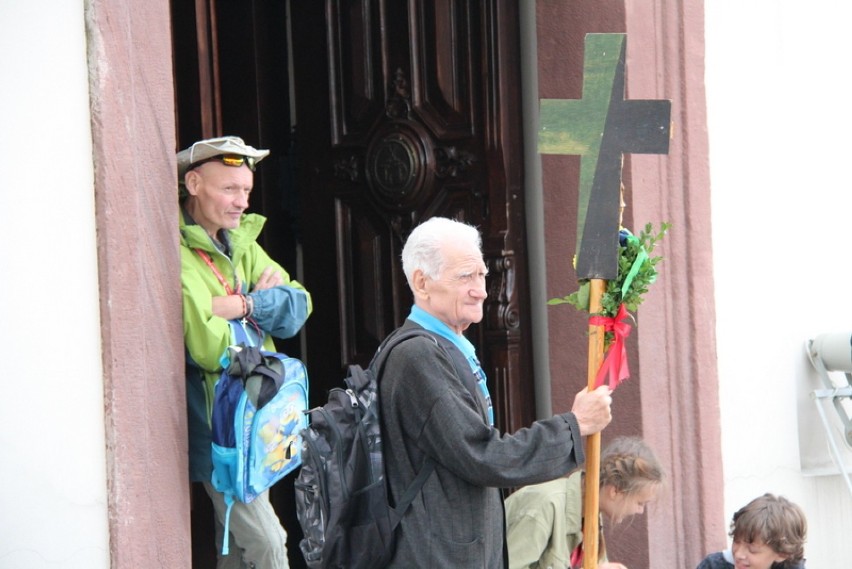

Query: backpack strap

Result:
[387,457,434,526]
[369,327,439,371]
[428,335,484,417]
[377,328,486,424]
[221,495,235,555]
[228,317,265,349]
[229,318,253,347]
[216,320,260,556]
[370,328,439,526]
[371,326,485,527]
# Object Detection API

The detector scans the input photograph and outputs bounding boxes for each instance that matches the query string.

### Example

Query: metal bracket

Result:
[806,338,852,496]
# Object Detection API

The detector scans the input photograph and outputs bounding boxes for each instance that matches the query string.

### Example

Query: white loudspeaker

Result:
[810,333,852,373]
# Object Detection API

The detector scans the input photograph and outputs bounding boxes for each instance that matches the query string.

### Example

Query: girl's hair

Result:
[599,436,665,495]
[401,217,482,286]
[729,493,807,566]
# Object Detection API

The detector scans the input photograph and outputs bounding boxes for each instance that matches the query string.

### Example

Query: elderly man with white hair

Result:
[379,216,613,568]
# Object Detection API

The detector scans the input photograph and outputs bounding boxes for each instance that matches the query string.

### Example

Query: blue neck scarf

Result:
[407,305,494,426]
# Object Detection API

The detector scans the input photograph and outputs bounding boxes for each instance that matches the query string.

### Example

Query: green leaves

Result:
[548,222,670,318]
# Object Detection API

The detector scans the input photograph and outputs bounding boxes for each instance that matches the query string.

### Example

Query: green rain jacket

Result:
[180,209,312,481]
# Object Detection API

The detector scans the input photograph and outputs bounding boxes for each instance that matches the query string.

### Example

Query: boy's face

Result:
[731,538,786,569]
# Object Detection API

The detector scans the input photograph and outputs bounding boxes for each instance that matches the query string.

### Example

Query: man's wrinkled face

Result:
[185,161,254,237]
[416,240,488,334]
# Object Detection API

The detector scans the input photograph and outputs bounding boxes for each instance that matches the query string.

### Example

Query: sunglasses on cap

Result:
[187,154,257,172]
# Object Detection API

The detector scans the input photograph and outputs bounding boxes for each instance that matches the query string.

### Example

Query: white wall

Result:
[0,3,109,568]
[705,1,852,566]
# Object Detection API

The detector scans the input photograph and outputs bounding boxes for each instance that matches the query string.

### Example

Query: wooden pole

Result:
[583,278,607,569]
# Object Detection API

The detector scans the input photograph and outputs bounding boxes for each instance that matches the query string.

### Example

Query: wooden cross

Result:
[539,33,671,280]
[538,33,671,569]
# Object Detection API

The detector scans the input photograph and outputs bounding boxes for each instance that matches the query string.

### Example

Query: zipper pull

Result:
[345,389,359,407]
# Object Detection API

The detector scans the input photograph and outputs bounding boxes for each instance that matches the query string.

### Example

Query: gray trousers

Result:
[203,482,290,569]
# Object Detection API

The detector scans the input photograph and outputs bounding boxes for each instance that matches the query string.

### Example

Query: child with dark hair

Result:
[696,493,807,569]
[505,436,664,569]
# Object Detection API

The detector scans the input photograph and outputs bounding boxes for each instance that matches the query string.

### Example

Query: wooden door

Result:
[290,1,536,437]
[172,1,536,566]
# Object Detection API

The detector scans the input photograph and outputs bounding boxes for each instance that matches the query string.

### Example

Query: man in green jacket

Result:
[178,136,312,569]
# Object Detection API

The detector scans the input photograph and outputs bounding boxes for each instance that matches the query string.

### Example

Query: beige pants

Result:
[203,482,290,569]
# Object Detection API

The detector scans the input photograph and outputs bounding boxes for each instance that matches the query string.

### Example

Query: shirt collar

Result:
[407,305,477,361]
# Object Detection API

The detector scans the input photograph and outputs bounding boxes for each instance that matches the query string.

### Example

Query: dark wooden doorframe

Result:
[172,2,537,567]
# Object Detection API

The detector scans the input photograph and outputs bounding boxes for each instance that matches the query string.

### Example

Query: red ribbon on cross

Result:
[570,542,584,569]
[588,303,632,390]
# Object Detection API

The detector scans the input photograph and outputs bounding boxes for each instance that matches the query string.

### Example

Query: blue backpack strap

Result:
[216,319,252,556]
[221,494,235,555]
[230,319,253,347]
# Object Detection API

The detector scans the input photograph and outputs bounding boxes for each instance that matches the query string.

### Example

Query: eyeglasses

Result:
[187,154,257,172]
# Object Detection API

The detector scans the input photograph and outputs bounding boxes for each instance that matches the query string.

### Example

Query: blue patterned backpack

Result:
[211,320,309,554]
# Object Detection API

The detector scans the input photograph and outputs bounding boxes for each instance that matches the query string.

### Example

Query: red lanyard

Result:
[195,248,262,342]
[195,249,240,295]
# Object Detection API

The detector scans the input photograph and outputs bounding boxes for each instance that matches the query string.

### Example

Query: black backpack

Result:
[294,328,441,569]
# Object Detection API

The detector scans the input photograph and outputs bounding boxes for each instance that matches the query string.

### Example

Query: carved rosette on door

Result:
[365,123,433,211]
[330,69,474,213]
[361,69,474,212]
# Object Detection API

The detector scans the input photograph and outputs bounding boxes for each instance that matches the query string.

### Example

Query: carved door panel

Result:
[291,0,535,435]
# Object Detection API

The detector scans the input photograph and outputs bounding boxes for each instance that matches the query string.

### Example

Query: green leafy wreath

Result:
[548,222,671,319]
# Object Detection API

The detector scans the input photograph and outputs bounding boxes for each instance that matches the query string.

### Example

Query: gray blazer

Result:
[380,321,586,568]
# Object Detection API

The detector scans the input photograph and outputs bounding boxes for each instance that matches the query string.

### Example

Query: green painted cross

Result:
[539,33,671,280]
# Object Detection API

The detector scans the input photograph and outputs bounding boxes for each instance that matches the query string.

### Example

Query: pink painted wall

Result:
[536,1,724,567]
[87,1,191,567]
